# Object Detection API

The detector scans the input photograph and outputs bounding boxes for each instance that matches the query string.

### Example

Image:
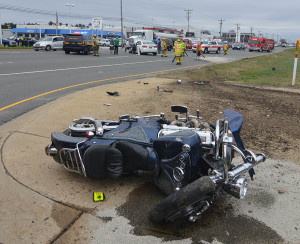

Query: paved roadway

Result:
[0,47,283,125]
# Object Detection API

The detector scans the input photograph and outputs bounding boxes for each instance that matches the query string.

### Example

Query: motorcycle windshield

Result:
[224,109,245,151]
[224,110,243,133]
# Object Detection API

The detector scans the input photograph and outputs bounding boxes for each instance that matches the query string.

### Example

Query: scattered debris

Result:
[137,80,141,84]
[156,85,173,93]
[195,81,205,85]
[177,79,182,84]
[106,91,119,96]
[278,190,285,194]
[104,104,111,106]
[272,67,276,71]
[143,82,149,85]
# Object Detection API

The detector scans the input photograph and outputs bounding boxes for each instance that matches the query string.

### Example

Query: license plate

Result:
[149,47,152,49]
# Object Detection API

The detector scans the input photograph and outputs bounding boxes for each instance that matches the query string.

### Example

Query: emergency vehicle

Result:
[248,37,274,52]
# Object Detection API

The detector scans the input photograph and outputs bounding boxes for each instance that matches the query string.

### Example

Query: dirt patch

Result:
[122,79,300,164]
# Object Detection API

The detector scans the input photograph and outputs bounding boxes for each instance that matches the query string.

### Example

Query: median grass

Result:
[159,48,300,87]
[0,46,33,50]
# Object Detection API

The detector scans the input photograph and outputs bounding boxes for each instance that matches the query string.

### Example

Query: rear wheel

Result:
[216,48,220,54]
[65,50,70,54]
[148,176,216,223]
[153,52,157,56]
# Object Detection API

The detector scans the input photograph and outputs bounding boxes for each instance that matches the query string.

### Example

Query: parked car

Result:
[63,34,93,55]
[232,43,247,50]
[33,36,64,51]
[135,40,157,55]
[98,39,110,46]
[20,37,38,47]
[1,38,16,47]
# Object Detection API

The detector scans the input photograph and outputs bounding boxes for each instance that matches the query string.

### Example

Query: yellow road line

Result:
[0,63,210,112]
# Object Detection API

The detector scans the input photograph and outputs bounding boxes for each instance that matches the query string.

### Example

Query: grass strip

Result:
[159,49,300,87]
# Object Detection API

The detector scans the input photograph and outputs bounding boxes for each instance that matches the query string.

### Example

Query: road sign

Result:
[92,17,103,30]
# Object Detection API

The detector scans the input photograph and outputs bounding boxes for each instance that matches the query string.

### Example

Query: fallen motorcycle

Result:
[45,105,265,223]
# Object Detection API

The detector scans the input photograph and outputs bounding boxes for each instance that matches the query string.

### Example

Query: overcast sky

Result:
[0,0,299,42]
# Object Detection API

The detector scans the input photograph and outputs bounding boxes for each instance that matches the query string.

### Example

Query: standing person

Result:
[223,41,229,55]
[109,38,114,54]
[157,37,161,55]
[92,35,99,56]
[173,39,183,65]
[195,41,202,60]
[114,36,119,55]
[182,40,186,56]
[161,37,167,57]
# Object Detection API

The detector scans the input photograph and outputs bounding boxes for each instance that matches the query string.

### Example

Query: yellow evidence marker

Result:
[93,192,105,202]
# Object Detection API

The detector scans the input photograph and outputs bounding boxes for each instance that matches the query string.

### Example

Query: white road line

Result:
[107,56,129,58]
[0,59,171,77]
[0,62,13,64]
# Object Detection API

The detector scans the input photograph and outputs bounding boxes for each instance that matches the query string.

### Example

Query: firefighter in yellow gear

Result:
[92,35,99,56]
[161,37,167,57]
[223,42,229,55]
[173,39,183,65]
[182,40,186,56]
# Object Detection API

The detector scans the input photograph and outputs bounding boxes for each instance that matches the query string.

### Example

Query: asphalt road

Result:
[0,47,283,125]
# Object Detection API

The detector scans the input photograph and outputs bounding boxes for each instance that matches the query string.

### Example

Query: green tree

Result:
[1,22,17,29]
[48,21,54,25]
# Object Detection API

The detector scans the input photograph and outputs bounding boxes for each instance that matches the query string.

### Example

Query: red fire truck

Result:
[248,37,274,52]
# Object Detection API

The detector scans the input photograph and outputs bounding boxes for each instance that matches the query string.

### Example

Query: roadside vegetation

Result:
[160,48,300,87]
[0,46,32,50]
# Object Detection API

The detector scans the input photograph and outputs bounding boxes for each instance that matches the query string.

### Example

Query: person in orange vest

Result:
[173,39,183,65]
[161,37,167,57]
[195,41,202,60]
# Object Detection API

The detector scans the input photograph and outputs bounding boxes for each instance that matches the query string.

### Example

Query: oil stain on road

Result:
[117,183,283,244]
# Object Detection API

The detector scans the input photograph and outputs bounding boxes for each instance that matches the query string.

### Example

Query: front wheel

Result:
[45,45,51,51]
[148,176,216,223]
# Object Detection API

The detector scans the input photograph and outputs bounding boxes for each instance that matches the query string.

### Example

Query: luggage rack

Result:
[59,141,87,177]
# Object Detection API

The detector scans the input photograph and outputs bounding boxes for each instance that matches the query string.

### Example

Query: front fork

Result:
[215,118,234,184]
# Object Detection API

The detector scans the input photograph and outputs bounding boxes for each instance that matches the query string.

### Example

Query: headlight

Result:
[40,43,46,47]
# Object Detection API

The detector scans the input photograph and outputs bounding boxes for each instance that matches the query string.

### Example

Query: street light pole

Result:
[120,0,124,48]
[65,3,75,34]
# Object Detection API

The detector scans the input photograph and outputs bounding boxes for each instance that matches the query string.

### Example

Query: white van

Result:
[33,36,64,51]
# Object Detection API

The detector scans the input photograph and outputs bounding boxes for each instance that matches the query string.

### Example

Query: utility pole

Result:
[184,9,193,33]
[218,19,225,38]
[250,27,253,38]
[120,0,124,48]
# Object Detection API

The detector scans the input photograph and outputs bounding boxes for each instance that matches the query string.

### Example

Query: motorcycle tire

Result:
[148,176,215,223]
[83,144,111,180]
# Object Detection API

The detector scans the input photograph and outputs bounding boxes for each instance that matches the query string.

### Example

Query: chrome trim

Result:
[182,144,191,152]
[59,141,87,177]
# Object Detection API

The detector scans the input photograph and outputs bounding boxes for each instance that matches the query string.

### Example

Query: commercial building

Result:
[9,24,126,38]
